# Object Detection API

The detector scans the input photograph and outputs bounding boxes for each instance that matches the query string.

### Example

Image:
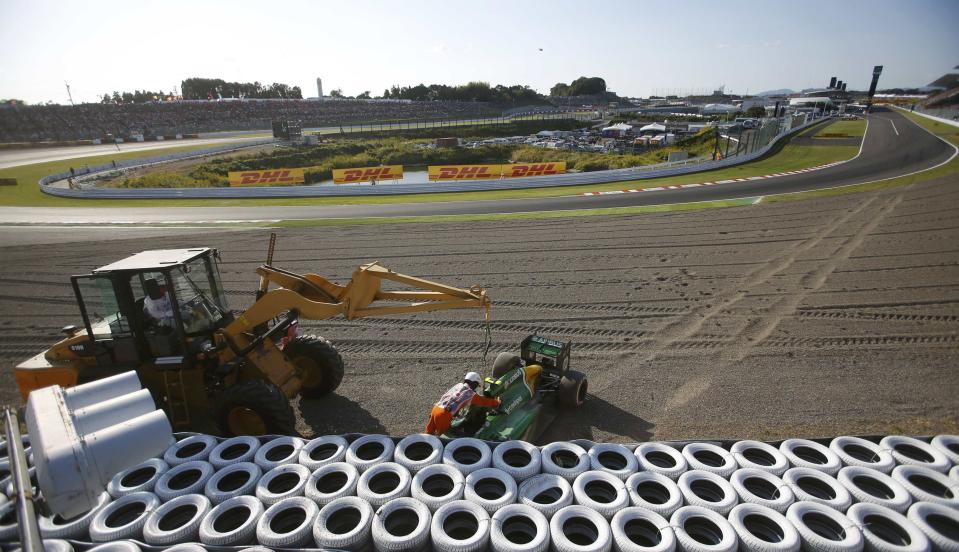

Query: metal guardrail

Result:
[39,117,828,200]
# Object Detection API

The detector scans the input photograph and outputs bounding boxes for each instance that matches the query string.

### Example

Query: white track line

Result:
[890,119,899,136]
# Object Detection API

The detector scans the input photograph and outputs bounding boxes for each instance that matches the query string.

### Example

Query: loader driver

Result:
[143,278,175,329]
[425,372,501,436]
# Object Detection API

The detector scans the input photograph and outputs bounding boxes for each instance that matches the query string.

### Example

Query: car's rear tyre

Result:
[493,353,523,378]
[558,371,588,408]
[214,379,297,436]
[285,335,345,399]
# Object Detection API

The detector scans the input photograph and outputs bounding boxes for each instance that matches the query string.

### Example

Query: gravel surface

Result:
[1,176,957,443]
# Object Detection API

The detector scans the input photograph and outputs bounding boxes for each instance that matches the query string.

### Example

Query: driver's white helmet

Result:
[464,372,482,385]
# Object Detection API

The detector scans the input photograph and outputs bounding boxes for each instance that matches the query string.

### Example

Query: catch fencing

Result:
[39,115,828,200]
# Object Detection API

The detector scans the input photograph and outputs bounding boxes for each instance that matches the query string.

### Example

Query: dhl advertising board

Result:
[332,165,403,184]
[228,169,305,186]
[428,162,566,181]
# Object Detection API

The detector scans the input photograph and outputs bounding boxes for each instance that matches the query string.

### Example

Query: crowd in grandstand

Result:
[0,99,502,142]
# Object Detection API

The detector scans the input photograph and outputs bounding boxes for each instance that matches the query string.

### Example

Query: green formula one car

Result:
[446,335,588,442]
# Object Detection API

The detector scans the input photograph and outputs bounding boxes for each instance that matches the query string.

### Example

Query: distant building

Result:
[316,78,324,101]
[701,103,739,115]
[789,97,835,109]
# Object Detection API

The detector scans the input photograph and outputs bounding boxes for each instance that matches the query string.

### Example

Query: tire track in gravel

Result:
[663,195,903,416]
[726,195,903,361]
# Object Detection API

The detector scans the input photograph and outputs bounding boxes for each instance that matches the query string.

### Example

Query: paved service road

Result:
[0,108,953,224]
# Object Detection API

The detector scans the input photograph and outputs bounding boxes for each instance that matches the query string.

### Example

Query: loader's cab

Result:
[69,248,232,371]
[15,248,234,419]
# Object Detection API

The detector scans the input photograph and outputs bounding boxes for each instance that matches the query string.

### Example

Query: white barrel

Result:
[73,390,156,436]
[62,371,142,410]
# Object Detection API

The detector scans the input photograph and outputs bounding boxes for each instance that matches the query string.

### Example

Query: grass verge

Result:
[813,119,866,138]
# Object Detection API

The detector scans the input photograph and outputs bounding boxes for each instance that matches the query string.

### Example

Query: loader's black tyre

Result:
[492,352,523,378]
[558,370,588,408]
[214,379,297,437]
[285,335,345,399]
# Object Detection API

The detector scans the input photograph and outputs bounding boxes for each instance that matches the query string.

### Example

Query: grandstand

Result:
[0,99,502,143]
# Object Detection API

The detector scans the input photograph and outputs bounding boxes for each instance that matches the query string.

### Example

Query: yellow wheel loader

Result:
[15,243,490,436]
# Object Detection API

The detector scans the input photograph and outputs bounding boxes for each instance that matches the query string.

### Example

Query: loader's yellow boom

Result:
[229,262,490,333]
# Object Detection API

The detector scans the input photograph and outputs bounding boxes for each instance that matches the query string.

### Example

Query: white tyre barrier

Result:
[573,470,630,520]
[39,492,111,539]
[786,501,863,552]
[204,462,261,504]
[159,545,204,552]
[906,502,959,552]
[163,435,218,466]
[490,503,550,552]
[727,503,800,552]
[550,504,613,552]
[682,444,737,479]
[464,467,518,515]
[930,435,959,466]
[208,436,261,469]
[677,470,738,516]
[493,440,542,482]
[882,436,952,474]
[731,441,790,477]
[891,466,959,508]
[837,466,912,513]
[730,468,795,514]
[0,502,15,541]
[670,505,739,552]
[952,465,959,483]
[346,434,396,473]
[306,461,360,506]
[141,493,211,546]
[394,434,443,473]
[610,506,675,552]
[848,502,931,552]
[155,461,215,502]
[431,499,491,552]
[411,463,465,512]
[299,435,349,471]
[589,444,639,481]
[543,442,591,482]
[87,542,142,552]
[254,436,304,471]
[784,467,853,512]
[108,459,169,497]
[830,437,897,474]
[198,495,264,546]
[255,496,319,548]
[444,438,493,476]
[780,439,843,476]
[256,463,311,505]
[371,497,432,552]
[357,462,412,508]
[635,443,688,481]
[519,473,575,520]
[88,491,161,542]
[625,472,684,519]
[0,436,31,473]
[9,540,73,552]
[313,496,374,551]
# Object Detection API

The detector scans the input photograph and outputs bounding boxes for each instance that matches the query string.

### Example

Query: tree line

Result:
[94,76,613,105]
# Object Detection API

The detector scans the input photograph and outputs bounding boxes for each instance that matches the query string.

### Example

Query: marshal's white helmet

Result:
[464,372,482,385]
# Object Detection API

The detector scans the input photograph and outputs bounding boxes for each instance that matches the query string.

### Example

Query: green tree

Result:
[329,88,344,98]
[356,91,371,99]
[745,106,766,118]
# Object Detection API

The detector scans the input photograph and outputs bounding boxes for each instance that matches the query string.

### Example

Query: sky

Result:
[1,0,957,104]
